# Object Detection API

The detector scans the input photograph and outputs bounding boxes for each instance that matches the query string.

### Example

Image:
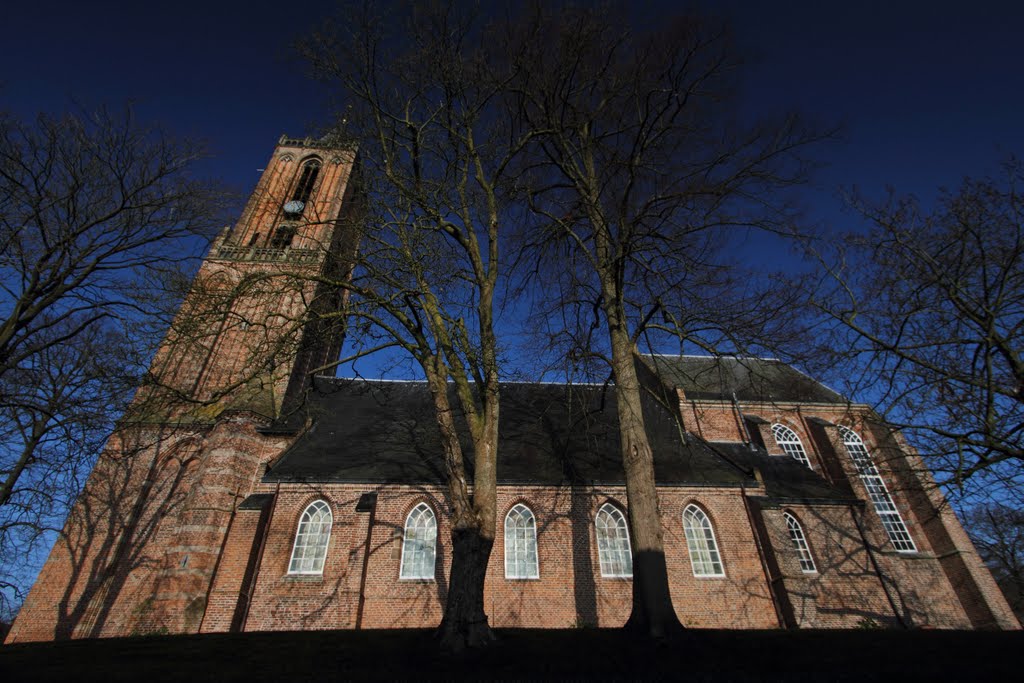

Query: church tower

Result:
[144,134,359,418]
[7,135,359,641]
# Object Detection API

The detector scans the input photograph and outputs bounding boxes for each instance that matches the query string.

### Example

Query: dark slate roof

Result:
[639,355,846,404]
[238,493,275,510]
[264,378,755,487]
[263,378,855,503]
[708,442,856,503]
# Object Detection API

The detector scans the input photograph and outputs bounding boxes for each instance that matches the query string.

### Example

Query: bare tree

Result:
[301,2,531,651]
[965,503,1024,620]
[0,109,226,619]
[509,5,827,636]
[809,161,1023,502]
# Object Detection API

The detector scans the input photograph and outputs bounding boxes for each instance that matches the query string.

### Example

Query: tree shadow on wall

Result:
[747,501,921,629]
[503,384,606,628]
[52,427,202,639]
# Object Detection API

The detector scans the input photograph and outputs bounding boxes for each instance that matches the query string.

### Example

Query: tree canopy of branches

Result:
[965,503,1024,620]
[508,6,827,635]
[810,161,1023,503]
[0,109,225,620]
[302,2,530,651]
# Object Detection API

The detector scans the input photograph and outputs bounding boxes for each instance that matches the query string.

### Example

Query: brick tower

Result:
[8,135,359,641]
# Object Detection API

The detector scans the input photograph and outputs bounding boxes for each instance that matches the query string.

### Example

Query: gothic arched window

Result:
[504,503,539,579]
[400,502,437,579]
[840,427,916,552]
[269,225,296,249]
[772,423,811,468]
[783,512,817,573]
[288,500,332,575]
[291,158,321,204]
[683,504,725,577]
[595,503,632,577]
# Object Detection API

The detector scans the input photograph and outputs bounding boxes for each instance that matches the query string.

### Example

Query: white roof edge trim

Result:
[642,352,781,362]
[314,375,610,387]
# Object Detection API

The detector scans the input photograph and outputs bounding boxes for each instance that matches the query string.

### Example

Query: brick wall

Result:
[6,427,207,642]
[756,502,905,628]
[230,482,778,632]
[680,396,1019,630]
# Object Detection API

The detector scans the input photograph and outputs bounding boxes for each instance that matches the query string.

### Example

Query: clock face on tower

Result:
[284,200,305,215]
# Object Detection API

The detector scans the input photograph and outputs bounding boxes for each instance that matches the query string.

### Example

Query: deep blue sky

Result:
[4,0,1022,209]
[5,0,1021,376]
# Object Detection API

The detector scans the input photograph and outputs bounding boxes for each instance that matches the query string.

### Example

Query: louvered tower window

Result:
[291,159,321,204]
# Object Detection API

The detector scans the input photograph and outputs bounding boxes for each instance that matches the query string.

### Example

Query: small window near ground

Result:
[784,512,817,573]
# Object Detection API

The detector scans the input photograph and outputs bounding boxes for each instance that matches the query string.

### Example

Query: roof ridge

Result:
[314,375,612,388]
[642,352,782,362]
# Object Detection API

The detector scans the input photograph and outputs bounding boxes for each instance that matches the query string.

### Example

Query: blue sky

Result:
[5,0,1021,374]
[4,0,1022,207]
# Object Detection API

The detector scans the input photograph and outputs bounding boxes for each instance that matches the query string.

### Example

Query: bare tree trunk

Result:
[437,527,495,652]
[425,369,497,651]
[605,296,683,637]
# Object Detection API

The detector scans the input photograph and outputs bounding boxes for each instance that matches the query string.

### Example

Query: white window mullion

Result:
[400,503,438,580]
[595,504,632,577]
[288,500,332,575]
[840,427,917,553]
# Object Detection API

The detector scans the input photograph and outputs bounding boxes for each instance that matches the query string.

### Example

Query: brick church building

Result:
[6,136,1018,642]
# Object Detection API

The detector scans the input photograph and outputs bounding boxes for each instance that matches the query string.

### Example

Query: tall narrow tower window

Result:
[772,423,811,468]
[840,427,917,553]
[291,159,321,204]
[270,225,296,249]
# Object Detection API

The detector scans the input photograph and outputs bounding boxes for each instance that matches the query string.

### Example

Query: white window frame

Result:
[682,504,725,577]
[399,502,438,580]
[595,503,633,578]
[288,500,333,575]
[840,427,917,553]
[504,503,539,579]
[783,512,817,573]
[772,423,812,468]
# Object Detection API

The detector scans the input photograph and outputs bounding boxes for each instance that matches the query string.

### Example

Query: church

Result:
[6,135,1018,642]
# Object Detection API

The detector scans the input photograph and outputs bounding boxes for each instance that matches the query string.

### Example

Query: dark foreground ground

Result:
[2,628,1020,681]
